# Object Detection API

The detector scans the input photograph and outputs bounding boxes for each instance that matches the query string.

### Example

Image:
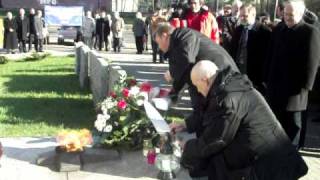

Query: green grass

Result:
[0,56,95,137]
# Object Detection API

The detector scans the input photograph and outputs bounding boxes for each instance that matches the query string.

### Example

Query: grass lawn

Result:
[0,56,95,137]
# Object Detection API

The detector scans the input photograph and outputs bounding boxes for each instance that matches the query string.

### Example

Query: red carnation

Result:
[117,99,127,110]
[140,82,152,92]
[109,92,117,98]
[122,88,130,98]
[129,79,137,86]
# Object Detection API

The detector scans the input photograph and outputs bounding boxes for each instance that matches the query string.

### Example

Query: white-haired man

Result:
[15,8,29,53]
[82,11,95,49]
[265,0,320,149]
[175,60,308,180]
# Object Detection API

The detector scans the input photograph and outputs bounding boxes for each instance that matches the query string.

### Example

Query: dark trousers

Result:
[113,37,121,52]
[145,35,148,51]
[97,34,108,51]
[135,36,144,54]
[280,111,306,148]
[151,40,163,63]
[35,39,43,52]
[28,33,37,51]
[18,39,27,53]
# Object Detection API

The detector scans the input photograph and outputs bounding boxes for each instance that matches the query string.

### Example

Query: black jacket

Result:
[29,14,36,35]
[168,28,239,94]
[266,21,320,111]
[231,23,271,90]
[182,68,308,180]
[15,16,29,40]
[96,18,110,40]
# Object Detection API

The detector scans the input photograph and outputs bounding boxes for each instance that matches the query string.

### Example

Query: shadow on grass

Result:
[15,67,74,73]
[0,97,95,129]
[3,74,89,95]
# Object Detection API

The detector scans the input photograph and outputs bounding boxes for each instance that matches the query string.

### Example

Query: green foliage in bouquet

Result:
[93,77,157,149]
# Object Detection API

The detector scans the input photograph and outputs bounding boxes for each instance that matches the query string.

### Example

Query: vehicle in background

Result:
[57,26,81,44]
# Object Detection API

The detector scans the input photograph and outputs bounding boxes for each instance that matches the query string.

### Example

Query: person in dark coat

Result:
[230,3,271,93]
[15,8,29,53]
[132,12,146,54]
[173,60,308,180]
[265,0,320,149]
[28,8,36,51]
[3,12,18,54]
[95,11,110,51]
[34,10,45,52]
[154,23,239,148]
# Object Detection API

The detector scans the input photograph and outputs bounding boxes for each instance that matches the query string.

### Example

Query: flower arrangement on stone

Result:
[93,77,170,149]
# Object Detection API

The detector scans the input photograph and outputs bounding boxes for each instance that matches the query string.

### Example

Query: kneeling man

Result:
[172,60,308,180]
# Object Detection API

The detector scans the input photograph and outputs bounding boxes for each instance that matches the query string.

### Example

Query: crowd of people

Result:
[3,8,47,54]
[150,0,319,179]
[81,10,125,53]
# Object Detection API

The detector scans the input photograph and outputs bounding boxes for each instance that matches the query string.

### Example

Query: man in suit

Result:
[95,11,110,51]
[28,8,36,51]
[34,10,45,52]
[15,8,29,53]
[266,0,320,149]
[230,3,271,93]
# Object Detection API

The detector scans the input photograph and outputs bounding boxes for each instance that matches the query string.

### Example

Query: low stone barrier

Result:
[79,46,90,89]
[74,42,84,75]
[74,44,127,105]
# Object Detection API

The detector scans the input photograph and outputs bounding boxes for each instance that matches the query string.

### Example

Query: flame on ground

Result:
[56,129,93,152]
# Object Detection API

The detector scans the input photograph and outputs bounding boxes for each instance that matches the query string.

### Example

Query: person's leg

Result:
[145,35,148,51]
[286,111,302,148]
[22,40,27,53]
[151,40,157,62]
[138,36,144,53]
[135,36,139,53]
[104,36,109,51]
[113,37,116,52]
[159,50,164,63]
[18,40,23,53]
[28,34,33,51]
[98,35,103,51]
[38,39,43,52]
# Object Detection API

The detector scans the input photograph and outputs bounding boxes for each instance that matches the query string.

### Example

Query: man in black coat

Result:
[230,3,271,93]
[15,8,29,53]
[175,60,308,180]
[28,8,36,51]
[154,23,239,138]
[265,0,320,149]
[95,11,110,51]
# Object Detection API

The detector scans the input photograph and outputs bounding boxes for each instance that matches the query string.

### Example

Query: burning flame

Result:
[56,129,93,152]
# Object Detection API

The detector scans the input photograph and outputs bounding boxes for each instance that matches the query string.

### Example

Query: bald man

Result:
[175,61,308,180]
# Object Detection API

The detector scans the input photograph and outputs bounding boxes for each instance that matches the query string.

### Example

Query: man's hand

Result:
[169,122,186,134]
[164,70,172,82]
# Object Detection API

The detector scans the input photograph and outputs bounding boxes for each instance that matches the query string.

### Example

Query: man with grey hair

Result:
[175,60,308,180]
[266,0,320,149]
[82,11,95,49]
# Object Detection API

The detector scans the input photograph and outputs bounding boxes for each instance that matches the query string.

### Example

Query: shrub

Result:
[0,56,8,64]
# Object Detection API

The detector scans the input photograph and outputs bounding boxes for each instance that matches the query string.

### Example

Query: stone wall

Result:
[75,44,127,105]
[79,46,90,89]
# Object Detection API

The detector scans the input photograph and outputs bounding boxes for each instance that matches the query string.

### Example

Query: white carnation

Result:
[95,114,107,132]
[129,86,140,96]
[137,99,144,106]
[104,125,113,133]
[94,114,110,132]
